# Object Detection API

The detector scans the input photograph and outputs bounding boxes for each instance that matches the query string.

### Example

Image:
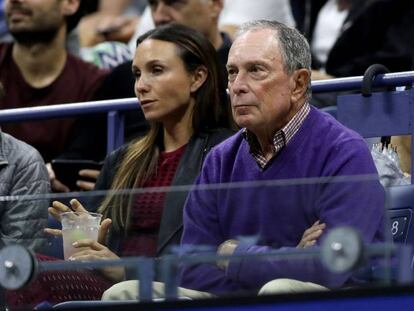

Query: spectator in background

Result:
[77,0,146,49]
[0,129,50,252]
[215,0,295,39]
[291,0,414,80]
[132,0,296,48]
[0,82,50,253]
[75,0,146,70]
[0,0,108,190]
[289,0,414,108]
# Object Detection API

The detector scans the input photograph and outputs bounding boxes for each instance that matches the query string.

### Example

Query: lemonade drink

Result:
[61,212,102,260]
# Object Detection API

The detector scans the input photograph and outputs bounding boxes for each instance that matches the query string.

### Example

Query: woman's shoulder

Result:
[106,144,129,163]
[203,127,236,146]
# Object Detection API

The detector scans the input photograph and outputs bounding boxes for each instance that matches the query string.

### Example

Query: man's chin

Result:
[11,28,59,45]
[234,117,255,130]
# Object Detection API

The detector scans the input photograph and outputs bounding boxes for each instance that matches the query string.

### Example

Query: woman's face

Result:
[132,39,197,124]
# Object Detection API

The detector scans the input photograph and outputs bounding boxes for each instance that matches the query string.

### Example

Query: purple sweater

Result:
[181,106,385,295]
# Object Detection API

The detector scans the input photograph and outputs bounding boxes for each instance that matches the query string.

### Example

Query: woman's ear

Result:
[190,66,208,93]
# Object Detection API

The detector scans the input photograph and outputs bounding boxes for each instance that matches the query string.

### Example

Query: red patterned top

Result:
[119,144,187,257]
[6,254,112,308]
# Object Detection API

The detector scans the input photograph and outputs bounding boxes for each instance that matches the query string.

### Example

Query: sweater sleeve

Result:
[227,138,385,289]
[180,151,247,296]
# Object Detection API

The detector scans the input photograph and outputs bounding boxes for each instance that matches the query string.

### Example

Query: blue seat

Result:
[386,185,414,245]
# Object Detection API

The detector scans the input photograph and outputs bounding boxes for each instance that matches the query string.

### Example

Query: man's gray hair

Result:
[236,20,312,98]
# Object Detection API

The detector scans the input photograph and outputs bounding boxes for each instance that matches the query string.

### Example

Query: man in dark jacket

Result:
[291,0,414,79]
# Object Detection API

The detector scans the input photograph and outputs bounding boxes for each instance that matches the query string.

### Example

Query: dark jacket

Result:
[291,0,414,76]
[87,129,234,258]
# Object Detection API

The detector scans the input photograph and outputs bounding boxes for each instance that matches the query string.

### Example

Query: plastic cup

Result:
[61,211,102,260]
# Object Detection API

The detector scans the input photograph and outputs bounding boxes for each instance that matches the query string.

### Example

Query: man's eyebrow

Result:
[227,60,269,68]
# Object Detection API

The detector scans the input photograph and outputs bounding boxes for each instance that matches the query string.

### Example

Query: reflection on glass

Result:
[0,175,409,309]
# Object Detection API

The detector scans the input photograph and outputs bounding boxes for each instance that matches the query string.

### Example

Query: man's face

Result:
[4,0,66,42]
[148,0,218,37]
[227,28,307,136]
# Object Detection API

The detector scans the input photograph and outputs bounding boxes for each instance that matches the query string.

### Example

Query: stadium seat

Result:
[386,185,414,246]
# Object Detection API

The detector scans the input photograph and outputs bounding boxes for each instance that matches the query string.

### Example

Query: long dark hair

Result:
[99,24,229,230]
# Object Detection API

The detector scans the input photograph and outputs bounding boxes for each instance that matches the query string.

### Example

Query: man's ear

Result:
[190,66,208,93]
[291,69,311,103]
[61,0,80,17]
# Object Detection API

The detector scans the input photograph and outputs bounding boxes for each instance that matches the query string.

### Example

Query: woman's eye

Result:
[152,66,164,75]
[133,71,141,79]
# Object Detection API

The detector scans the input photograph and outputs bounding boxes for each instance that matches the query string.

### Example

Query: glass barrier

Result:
[0,175,409,310]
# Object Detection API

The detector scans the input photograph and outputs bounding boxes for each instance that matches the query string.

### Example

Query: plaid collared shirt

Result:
[242,103,310,169]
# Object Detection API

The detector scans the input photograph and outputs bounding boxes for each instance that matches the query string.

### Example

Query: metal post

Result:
[137,258,154,302]
[107,111,125,154]
[160,255,178,301]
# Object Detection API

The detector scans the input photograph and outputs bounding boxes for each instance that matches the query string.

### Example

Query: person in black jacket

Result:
[291,0,414,78]
[45,24,234,283]
[290,0,414,107]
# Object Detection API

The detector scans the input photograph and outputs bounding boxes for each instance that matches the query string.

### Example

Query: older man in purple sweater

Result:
[181,20,385,296]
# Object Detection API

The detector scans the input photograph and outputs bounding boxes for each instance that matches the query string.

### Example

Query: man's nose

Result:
[229,72,249,95]
[152,2,172,26]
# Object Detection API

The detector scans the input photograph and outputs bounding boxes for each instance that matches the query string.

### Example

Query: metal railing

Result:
[0,71,414,154]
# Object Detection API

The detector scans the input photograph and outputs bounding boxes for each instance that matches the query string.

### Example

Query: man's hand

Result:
[78,13,139,47]
[77,169,100,191]
[46,163,70,193]
[216,239,239,270]
[297,220,326,248]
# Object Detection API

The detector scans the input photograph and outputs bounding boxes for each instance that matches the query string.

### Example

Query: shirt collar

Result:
[242,103,310,169]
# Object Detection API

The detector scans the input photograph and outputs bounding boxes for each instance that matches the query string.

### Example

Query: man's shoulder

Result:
[66,53,109,80]
[62,54,109,98]
[0,132,43,166]
[310,107,365,145]
[307,107,375,171]
[205,130,245,162]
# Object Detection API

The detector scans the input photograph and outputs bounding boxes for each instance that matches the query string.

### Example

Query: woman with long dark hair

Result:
[46,23,233,283]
